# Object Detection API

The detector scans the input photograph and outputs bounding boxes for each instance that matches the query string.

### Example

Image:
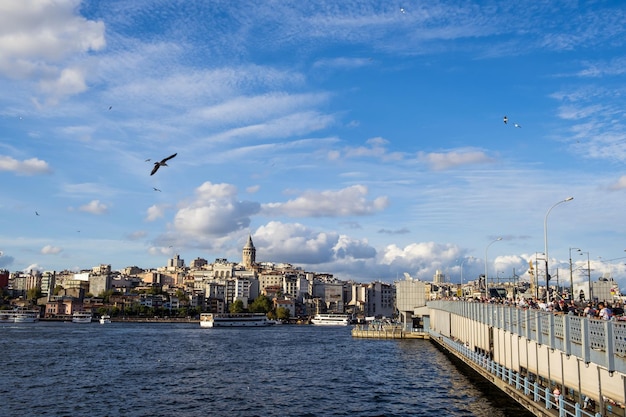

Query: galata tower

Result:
[242,234,256,269]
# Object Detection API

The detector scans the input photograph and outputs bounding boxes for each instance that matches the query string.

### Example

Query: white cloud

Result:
[145,205,166,222]
[341,137,404,161]
[39,66,88,98]
[22,263,43,273]
[192,92,329,127]
[0,0,105,94]
[262,185,388,217]
[313,57,372,69]
[0,156,51,175]
[78,200,108,215]
[417,149,494,170]
[173,182,260,236]
[41,245,62,255]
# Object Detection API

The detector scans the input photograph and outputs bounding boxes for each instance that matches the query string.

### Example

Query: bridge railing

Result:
[437,334,602,417]
[428,300,626,374]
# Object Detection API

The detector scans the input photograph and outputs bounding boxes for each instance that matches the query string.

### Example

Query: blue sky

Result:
[1,0,626,289]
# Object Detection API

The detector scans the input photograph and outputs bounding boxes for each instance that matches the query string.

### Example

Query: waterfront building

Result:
[40,271,56,298]
[312,281,344,313]
[395,276,427,328]
[433,269,445,284]
[167,254,184,270]
[89,274,111,297]
[189,257,208,269]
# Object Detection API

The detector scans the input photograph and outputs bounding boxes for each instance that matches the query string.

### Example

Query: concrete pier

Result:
[351,324,429,339]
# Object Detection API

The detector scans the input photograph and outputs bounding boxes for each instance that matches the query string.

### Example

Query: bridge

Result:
[427,301,626,417]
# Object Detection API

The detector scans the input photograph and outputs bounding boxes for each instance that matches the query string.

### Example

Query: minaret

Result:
[242,234,256,269]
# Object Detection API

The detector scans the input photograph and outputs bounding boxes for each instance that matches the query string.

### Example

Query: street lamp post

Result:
[580,251,591,302]
[544,197,574,300]
[460,256,473,297]
[569,247,581,300]
[484,237,502,299]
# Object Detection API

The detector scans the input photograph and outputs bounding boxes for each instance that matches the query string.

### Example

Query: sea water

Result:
[0,322,532,416]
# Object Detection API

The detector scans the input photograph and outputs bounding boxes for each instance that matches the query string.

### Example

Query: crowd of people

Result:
[453,294,625,320]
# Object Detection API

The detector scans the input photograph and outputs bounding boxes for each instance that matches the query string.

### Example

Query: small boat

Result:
[200,313,273,328]
[310,313,350,326]
[72,311,92,323]
[99,315,111,324]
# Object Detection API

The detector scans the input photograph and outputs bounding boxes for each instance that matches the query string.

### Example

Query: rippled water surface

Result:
[1,322,532,416]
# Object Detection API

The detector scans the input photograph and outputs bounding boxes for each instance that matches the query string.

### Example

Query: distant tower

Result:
[242,234,256,269]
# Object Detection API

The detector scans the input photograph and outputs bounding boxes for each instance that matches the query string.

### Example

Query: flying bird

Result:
[150,153,177,176]
[153,187,161,192]
[145,158,151,162]
[108,106,112,110]
[514,123,521,128]
[503,116,508,124]
[35,211,39,216]
[400,7,405,13]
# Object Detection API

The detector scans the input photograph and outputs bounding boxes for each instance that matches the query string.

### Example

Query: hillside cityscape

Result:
[0,235,398,321]
[1,235,623,322]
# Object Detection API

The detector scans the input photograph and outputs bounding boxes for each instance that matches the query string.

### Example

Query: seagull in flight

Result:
[514,123,521,128]
[35,211,39,216]
[503,116,508,124]
[150,153,177,176]
[153,187,161,192]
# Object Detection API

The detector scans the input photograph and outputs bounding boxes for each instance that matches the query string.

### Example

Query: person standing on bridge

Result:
[553,386,561,406]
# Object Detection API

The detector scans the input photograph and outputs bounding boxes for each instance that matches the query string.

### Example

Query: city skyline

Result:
[1,1,625,288]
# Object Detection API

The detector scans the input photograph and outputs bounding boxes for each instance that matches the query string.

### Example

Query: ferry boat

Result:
[310,313,351,326]
[99,315,111,324]
[13,309,40,323]
[199,313,272,328]
[0,308,40,323]
[72,311,93,323]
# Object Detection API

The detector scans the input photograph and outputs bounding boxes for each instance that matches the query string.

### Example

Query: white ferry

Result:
[199,313,272,328]
[13,309,40,323]
[311,313,351,326]
[72,311,93,323]
[0,308,40,323]
[99,314,111,324]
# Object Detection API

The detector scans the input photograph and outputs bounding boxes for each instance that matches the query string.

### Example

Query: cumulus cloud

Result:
[262,185,388,217]
[380,242,462,277]
[253,221,376,265]
[22,263,43,273]
[41,245,62,255]
[146,205,166,222]
[173,181,260,236]
[0,156,51,175]
[333,235,376,260]
[39,66,88,97]
[78,199,108,215]
[0,0,105,96]
[418,149,494,170]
